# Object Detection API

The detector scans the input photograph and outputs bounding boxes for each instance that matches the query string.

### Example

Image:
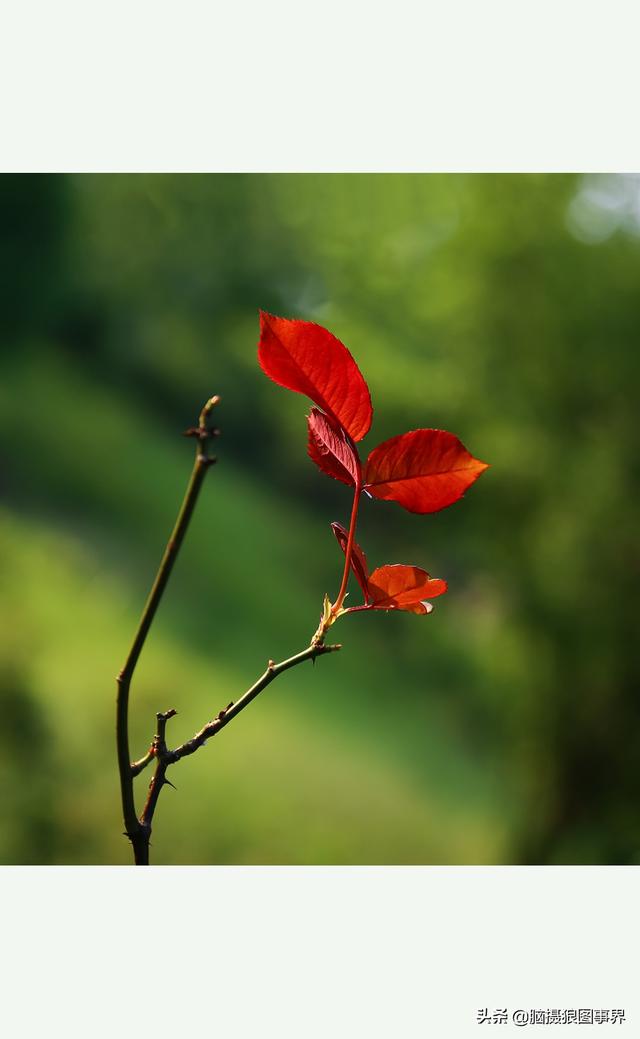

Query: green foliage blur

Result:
[1,173,639,864]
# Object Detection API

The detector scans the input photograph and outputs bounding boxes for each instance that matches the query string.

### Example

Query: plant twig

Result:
[115,396,220,865]
[130,747,155,777]
[137,710,177,862]
[136,640,341,855]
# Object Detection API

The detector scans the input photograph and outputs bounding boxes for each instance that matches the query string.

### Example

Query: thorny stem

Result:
[138,710,177,859]
[116,396,220,866]
[137,642,341,852]
[333,481,362,613]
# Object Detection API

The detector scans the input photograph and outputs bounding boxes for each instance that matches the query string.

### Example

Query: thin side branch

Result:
[130,747,155,777]
[136,640,341,847]
[172,641,341,761]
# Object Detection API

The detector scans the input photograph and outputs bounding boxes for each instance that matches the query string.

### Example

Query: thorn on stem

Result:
[198,453,217,468]
[183,426,221,442]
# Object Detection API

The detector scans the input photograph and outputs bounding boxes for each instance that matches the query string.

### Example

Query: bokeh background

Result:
[1,173,639,864]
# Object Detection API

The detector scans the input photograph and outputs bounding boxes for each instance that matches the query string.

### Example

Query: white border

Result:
[1,1,639,170]
[1,867,637,1037]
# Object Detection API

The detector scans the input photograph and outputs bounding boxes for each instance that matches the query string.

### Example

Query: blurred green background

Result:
[1,173,639,864]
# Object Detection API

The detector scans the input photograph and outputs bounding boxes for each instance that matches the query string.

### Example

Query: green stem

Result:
[115,396,219,865]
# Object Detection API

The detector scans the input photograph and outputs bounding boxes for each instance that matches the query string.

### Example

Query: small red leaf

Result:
[331,521,370,601]
[364,429,489,514]
[367,564,447,614]
[308,408,361,487]
[258,312,373,442]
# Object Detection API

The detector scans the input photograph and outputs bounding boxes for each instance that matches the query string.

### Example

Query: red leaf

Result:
[367,564,448,614]
[308,408,361,487]
[364,429,489,514]
[331,521,370,601]
[258,312,372,442]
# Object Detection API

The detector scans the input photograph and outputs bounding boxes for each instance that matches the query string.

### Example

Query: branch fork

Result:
[116,395,342,864]
[130,641,340,859]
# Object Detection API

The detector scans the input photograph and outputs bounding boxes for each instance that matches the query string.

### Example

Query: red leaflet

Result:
[367,564,448,615]
[308,408,361,487]
[364,429,489,514]
[258,312,373,442]
[331,524,446,616]
[331,521,369,600]
[257,312,487,636]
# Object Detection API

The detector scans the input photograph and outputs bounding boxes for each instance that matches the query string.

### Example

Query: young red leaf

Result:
[258,312,373,442]
[331,521,370,601]
[308,408,361,487]
[367,564,448,614]
[364,429,489,514]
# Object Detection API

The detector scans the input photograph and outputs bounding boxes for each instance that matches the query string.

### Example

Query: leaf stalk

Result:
[333,481,362,613]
